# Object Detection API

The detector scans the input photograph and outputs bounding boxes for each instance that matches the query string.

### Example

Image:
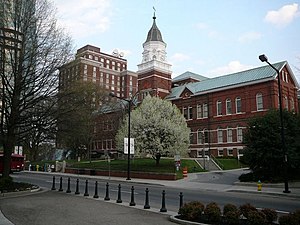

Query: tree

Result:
[57,80,110,159]
[0,0,73,177]
[241,109,300,181]
[115,95,190,165]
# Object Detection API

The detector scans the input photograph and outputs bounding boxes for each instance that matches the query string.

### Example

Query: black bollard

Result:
[58,177,63,192]
[75,178,80,195]
[66,178,71,193]
[51,176,56,190]
[179,192,183,213]
[116,184,122,203]
[84,180,89,196]
[144,188,150,209]
[160,190,167,212]
[93,181,99,198]
[129,186,136,206]
[104,182,110,201]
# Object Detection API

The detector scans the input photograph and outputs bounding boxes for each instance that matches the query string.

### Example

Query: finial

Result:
[153,6,156,20]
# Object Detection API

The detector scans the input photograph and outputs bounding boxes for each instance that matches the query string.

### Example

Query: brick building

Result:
[59,45,137,101]
[58,13,299,158]
[166,62,299,158]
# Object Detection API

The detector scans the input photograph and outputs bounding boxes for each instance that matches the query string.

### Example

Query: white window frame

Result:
[217,100,222,116]
[203,104,208,118]
[237,127,243,142]
[217,129,223,143]
[197,104,202,118]
[197,130,203,144]
[235,97,242,113]
[226,98,232,115]
[227,127,233,143]
[256,93,263,111]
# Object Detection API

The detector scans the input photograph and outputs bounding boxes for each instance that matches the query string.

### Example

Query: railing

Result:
[211,155,224,170]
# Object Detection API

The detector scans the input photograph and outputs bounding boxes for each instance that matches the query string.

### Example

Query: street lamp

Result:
[259,54,290,193]
[109,92,132,180]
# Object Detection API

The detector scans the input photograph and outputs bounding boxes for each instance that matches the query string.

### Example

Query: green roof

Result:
[167,61,298,100]
[173,71,208,82]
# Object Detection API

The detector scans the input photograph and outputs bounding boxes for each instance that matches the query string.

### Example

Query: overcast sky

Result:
[52,0,300,81]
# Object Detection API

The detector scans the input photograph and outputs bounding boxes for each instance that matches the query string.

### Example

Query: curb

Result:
[169,215,207,225]
[0,187,41,198]
[226,189,300,199]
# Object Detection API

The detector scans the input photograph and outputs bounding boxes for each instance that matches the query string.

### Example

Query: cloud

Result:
[170,53,190,62]
[53,0,112,38]
[238,31,262,43]
[195,22,208,30]
[208,61,253,77]
[264,3,299,27]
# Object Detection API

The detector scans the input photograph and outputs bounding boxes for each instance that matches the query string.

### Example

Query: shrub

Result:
[0,176,13,191]
[223,204,239,216]
[279,210,300,225]
[262,208,277,223]
[223,204,240,225]
[239,203,257,218]
[204,202,221,224]
[178,201,204,221]
[224,211,240,225]
[247,210,267,225]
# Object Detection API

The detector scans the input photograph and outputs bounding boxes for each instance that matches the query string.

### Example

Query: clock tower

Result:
[137,12,172,99]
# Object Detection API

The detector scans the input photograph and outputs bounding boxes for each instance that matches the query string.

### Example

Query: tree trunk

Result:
[155,152,161,166]
[2,141,14,178]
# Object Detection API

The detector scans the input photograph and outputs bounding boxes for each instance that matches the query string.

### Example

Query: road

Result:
[11,172,300,213]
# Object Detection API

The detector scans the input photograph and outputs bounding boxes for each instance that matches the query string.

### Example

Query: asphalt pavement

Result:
[1,169,300,225]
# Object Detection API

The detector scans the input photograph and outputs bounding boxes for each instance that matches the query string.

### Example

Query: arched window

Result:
[235,97,242,113]
[226,98,232,115]
[256,93,263,111]
[217,100,222,116]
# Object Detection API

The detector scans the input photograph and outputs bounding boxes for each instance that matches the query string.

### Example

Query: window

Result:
[235,97,242,113]
[256,93,263,111]
[203,103,208,118]
[226,98,232,115]
[218,149,224,157]
[217,128,223,143]
[284,95,288,109]
[190,133,194,144]
[290,98,295,111]
[183,107,188,119]
[197,130,203,144]
[227,127,233,143]
[227,149,233,156]
[188,107,193,120]
[183,107,193,120]
[217,100,222,116]
[197,104,202,118]
[204,129,209,144]
[237,127,243,142]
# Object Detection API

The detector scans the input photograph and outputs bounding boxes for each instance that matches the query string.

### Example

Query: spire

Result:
[144,8,164,43]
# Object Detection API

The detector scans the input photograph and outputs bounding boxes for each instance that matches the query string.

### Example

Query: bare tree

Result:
[0,0,73,177]
[57,80,112,160]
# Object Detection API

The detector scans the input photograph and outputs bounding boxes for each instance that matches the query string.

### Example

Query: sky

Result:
[52,0,300,82]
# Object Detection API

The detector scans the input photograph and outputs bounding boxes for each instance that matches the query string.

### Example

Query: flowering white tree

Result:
[116,96,190,165]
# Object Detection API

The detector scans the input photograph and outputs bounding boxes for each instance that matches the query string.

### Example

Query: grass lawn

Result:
[216,158,247,170]
[71,158,204,172]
